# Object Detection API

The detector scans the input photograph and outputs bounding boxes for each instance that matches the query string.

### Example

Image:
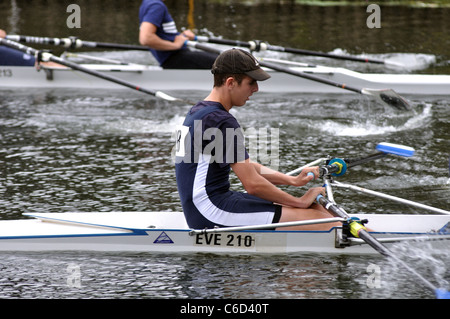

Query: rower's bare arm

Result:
[231,159,323,208]
[249,160,318,187]
[139,22,186,50]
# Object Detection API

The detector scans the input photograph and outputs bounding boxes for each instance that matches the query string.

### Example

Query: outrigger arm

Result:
[188,217,345,235]
[332,181,450,215]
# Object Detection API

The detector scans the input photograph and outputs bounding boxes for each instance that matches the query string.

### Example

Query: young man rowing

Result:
[175,48,339,231]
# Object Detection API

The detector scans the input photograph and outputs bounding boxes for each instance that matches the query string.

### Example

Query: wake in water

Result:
[309,101,432,137]
[326,49,437,73]
[309,104,431,137]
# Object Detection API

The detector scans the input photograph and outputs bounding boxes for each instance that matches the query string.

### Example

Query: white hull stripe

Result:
[162,21,178,34]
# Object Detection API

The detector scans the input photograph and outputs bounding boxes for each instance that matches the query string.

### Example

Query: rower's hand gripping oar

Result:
[0,38,185,103]
[188,41,410,111]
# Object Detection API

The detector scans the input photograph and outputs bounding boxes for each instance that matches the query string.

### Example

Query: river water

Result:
[0,0,449,301]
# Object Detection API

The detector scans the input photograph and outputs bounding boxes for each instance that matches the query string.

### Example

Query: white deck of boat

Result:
[0,212,188,238]
[24,211,189,230]
[0,211,447,238]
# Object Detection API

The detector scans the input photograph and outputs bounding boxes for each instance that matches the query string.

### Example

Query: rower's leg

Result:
[276,204,341,231]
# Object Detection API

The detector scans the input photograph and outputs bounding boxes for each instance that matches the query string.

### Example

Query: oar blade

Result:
[376,142,415,157]
[155,91,182,102]
[435,289,450,299]
[362,88,411,111]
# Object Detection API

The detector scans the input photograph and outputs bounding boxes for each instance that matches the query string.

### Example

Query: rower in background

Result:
[138,0,217,69]
[0,29,35,66]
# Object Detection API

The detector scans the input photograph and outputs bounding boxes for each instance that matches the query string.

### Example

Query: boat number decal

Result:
[153,231,174,244]
[0,69,13,77]
[195,233,255,248]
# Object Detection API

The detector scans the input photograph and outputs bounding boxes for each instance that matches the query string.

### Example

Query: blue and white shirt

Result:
[139,0,185,65]
[175,101,280,229]
[0,46,35,66]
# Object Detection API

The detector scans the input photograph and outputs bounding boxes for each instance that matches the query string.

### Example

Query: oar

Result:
[319,143,450,215]
[196,36,405,67]
[333,181,450,215]
[316,195,449,299]
[287,143,414,179]
[0,38,184,102]
[313,142,450,298]
[189,217,345,235]
[6,34,149,51]
[188,42,410,111]
[318,142,414,177]
[258,59,410,111]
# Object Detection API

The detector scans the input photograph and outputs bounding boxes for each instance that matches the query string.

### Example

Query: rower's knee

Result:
[278,207,340,231]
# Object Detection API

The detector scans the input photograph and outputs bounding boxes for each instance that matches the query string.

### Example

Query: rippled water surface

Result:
[1,0,449,301]
[1,87,449,299]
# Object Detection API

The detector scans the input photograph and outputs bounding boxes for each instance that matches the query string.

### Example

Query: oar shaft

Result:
[333,181,450,215]
[189,41,409,110]
[358,229,440,293]
[6,35,73,47]
[345,152,387,168]
[188,41,362,94]
[6,35,149,51]
[198,36,387,65]
[0,38,181,102]
[78,40,148,51]
[316,195,440,295]
[189,217,345,235]
[196,36,250,48]
[258,59,363,94]
[269,45,385,65]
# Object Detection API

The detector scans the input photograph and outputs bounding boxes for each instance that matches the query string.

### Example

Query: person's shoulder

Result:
[204,105,240,129]
[141,0,166,10]
[140,0,167,15]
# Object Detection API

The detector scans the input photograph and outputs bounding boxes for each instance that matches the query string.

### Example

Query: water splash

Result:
[380,240,450,298]
[312,103,432,137]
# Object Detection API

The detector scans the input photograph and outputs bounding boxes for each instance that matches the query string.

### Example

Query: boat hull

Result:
[1,65,449,95]
[0,212,448,254]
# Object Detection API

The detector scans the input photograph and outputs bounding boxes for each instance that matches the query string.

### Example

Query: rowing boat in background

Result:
[1,63,449,95]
